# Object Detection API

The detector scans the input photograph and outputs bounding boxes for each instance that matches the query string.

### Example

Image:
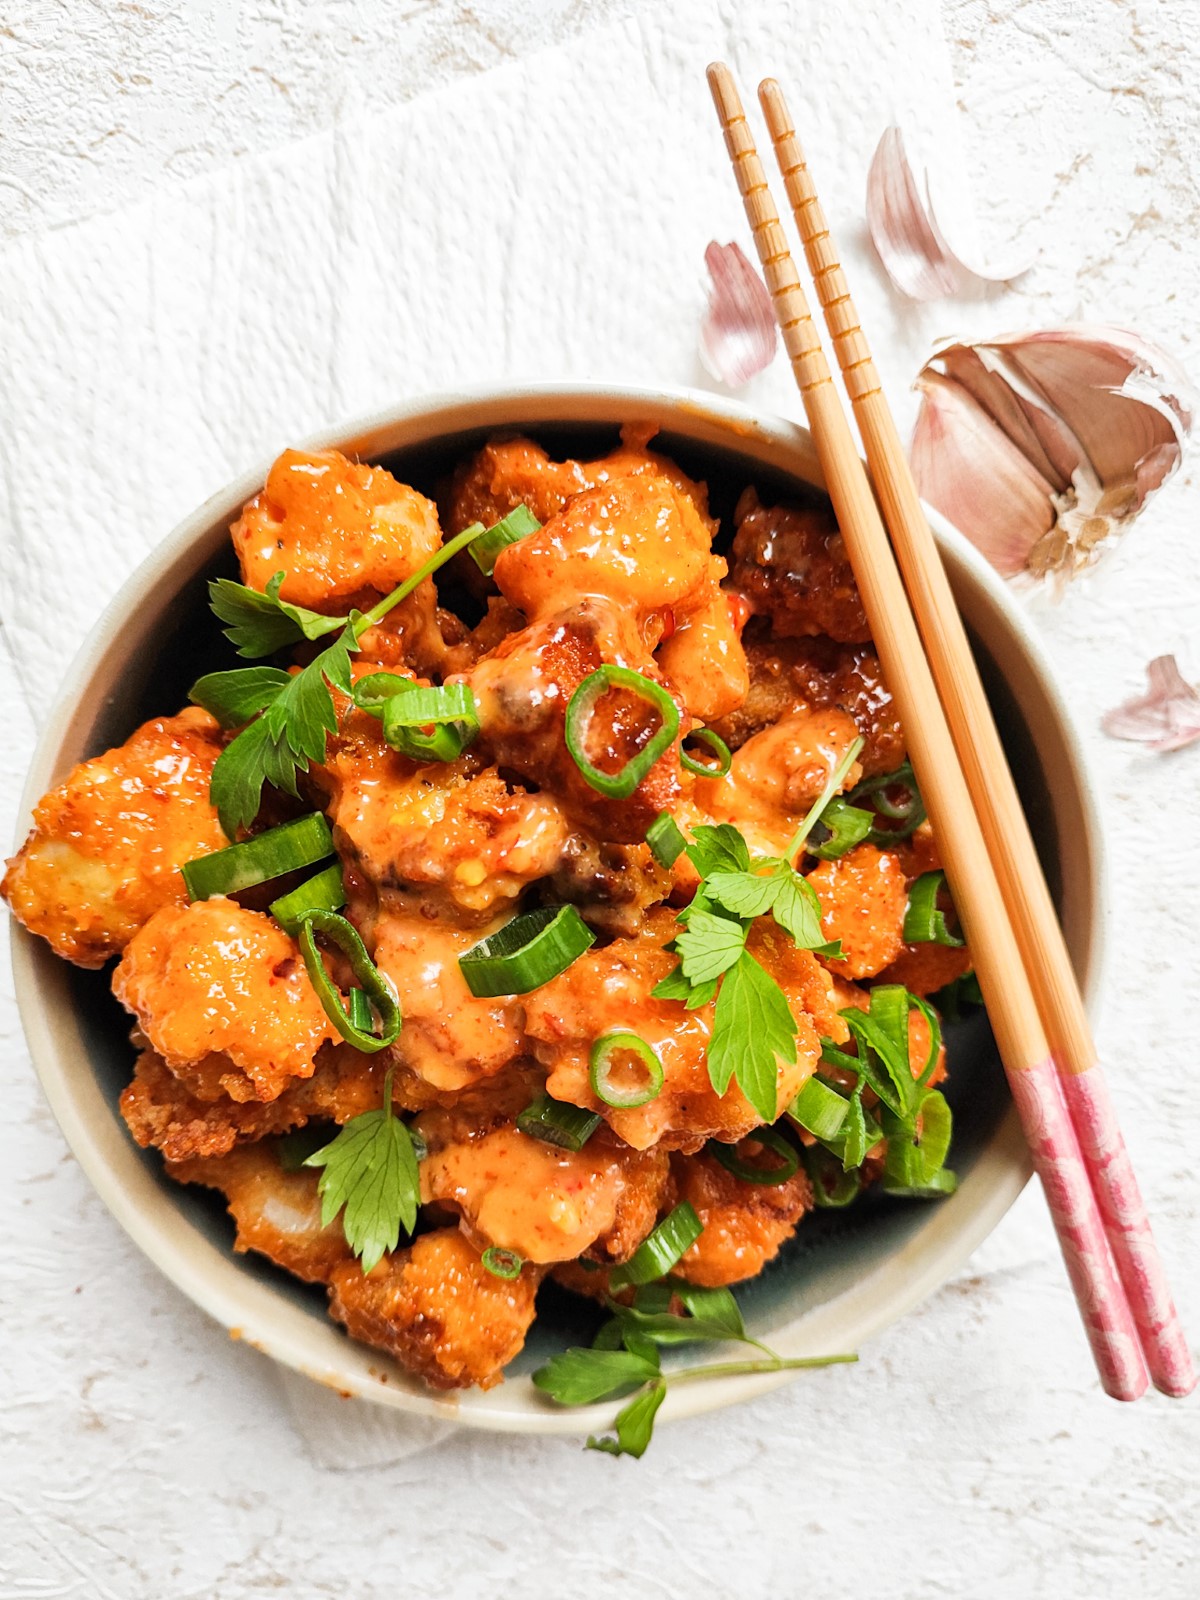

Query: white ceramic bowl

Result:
[10,384,1104,1436]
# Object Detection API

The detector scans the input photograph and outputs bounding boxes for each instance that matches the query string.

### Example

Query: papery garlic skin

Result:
[866,126,1035,302]
[698,240,777,389]
[911,326,1194,583]
[1101,656,1200,753]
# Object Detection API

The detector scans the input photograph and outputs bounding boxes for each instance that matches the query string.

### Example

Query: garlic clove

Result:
[910,368,1055,576]
[698,240,777,389]
[866,126,1036,302]
[866,128,959,302]
[911,326,1194,582]
[1101,656,1200,753]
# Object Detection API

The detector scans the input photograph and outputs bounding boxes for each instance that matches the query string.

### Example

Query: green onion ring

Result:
[707,1126,800,1186]
[469,505,542,578]
[645,810,687,869]
[564,665,681,800]
[481,1245,525,1280]
[849,760,927,844]
[902,869,965,948]
[516,1092,602,1152]
[270,861,346,934]
[787,1075,852,1142]
[803,1145,863,1208]
[182,812,334,902]
[678,726,732,778]
[459,905,595,997]
[297,908,401,1054]
[381,682,479,763]
[588,1032,665,1109]
[609,1202,703,1289]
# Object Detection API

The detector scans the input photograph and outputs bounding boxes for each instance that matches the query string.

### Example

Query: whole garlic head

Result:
[910,327,1193,583]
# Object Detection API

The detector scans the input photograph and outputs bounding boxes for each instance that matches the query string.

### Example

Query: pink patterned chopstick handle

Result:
[1008,1059,1148,1401]
[1062,1067,1196,1398]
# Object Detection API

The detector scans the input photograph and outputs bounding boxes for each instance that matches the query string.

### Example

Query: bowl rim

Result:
[10,380,1107,1434]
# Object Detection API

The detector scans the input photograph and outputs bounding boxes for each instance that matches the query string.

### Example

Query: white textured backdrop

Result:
[1,2,1197,1597]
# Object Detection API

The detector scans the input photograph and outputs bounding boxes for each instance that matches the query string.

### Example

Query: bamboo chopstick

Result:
[705,62,1148,1400]
[756,76,1194,1401]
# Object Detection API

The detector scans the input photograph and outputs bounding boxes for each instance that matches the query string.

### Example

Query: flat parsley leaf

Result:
[210,571,348,659]
[532,1346,661,1407]
[303,1083,421,1274]
[674,909,748,985]
[190,665,291,729]
[684,823,750,877]
[708,950,798,1120]
[586,1380,666,1459]
[705,857,835,953]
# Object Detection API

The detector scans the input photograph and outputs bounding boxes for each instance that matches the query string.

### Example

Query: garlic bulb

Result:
[698,241,777,389]
[866,126,1036,302]
[1102,656,1200,753]
[910,327,1193,581]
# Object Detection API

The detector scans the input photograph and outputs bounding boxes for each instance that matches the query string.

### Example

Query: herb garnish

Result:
[303,1065,423,1273]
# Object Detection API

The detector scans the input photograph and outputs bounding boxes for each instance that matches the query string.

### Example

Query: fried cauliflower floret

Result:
[709,628,904,778]
[807,844,909,980]
[328,1228,540,1390]
[441,430,714,539]
[2,709,226,968]
[547,834,671,937]
[120,1043,383,1161]
[113,901,337,1102]
[232,448,445,670]
[879,942,973,997]
[525,911,838,1152]
[694,707,863,858]
[670,1147,814,1287]
[730,487,870,644]
[315,712,568,919]
[467,596,687,844]
[655,588,751,724]
[372,909,524,1093]
[167,1143,352,1284]
[415,1114,670,1265]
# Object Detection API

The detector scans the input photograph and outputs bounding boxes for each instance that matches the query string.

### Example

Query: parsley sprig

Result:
[190,521,489,836]
[650,738,863,1121]
[534,1274,855,1458]
[302,1065,423,1273]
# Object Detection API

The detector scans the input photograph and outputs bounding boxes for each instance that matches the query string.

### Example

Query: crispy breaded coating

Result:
[328,1228,541,1390]
[316,714,568,920]
[372,909,525,1093]
[3,709,226,968]
[468,597,688,844]
[709,628,904,778]
[167,1143,352,1284]
[670,1146,813,1287]
[120,1043,383,1161]
[808,844,909,980]
[547,833,671,937]
[415,1117,670,1264]
[113,901,337,1102]
[730,487,870,644]
[695,706,863,858]
[879,942,973,998]
[525,911,838,1153]
[656,588,750,724]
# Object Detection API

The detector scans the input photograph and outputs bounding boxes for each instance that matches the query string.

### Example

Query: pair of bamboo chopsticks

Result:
[707,64,1193,1400]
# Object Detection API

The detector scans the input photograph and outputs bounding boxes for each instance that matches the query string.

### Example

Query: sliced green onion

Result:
[516,1092,602,1152]
[459,905,595,997]
[609,1202,703,1290]
[182,812,333,901]
[646,810,688,869]
[910,992,944,1088]
[564,665,681,800]
[806,796,874,862]
[270,861,346,933]
[297,909,401,1053]
[849,760,927,844]
[347,987,373,1032]
[903,869,964,947]
[787,1075,852,1142]
[588,1032,664,1109]
[679,726,732,778]
[803,1145,863,1208]
[468,505,542,578]
[881,1168,958,1199]
[481,1245,524,1280]
[707,1126,800,1186]
[881,1089,956,1199]
[382,682,479,763]
[351,672,413,716]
